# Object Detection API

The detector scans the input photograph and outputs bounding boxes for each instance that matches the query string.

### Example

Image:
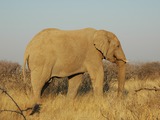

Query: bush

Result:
[137,62,160,80]
[0,60,21,76]
[0,60,160,96]
[0,60,31,95]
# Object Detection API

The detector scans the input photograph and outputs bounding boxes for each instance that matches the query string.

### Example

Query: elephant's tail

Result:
[23,52,29,81]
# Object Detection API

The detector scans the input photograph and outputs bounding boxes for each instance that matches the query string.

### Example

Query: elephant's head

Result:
[93,30,127,96]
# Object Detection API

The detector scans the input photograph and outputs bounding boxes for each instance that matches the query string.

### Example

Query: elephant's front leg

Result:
[87,63,104,98]
[67,74,83,99]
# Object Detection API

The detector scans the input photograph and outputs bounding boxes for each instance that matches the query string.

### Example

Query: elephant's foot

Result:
[30,104,41,115]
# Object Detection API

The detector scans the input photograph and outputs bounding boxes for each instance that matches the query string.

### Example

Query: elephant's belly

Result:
[51,63,86,77]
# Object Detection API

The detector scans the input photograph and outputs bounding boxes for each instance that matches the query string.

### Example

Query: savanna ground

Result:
[0,60,160,120]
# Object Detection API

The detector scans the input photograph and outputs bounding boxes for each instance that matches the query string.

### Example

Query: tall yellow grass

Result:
[0,60,160,119]
[0,78,160,120]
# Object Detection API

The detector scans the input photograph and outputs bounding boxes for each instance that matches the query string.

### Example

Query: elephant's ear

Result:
[106,32,120,61]
[93,30,110,57]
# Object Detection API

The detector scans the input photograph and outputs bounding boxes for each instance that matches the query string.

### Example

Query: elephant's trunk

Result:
[116,60,126,97]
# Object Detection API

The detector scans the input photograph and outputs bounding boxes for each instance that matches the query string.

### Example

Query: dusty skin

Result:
[23,28,127,114]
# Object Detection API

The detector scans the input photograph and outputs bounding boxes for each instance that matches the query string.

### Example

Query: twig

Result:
[100,109,109,120]
[0,109,21,114]
[0,87,27,120]
[135,87,160,92]
[22,107,32,112]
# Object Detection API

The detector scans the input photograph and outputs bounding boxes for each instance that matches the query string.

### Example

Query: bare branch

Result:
[0,109,21,114]
[0,87,27,120]
[135,87,160,92]
[0,88,22,111]
[100,109,109,120]
[22,107,32,112]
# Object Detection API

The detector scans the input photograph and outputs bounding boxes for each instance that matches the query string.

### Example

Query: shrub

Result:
[137,62,160,80]
[0,60,21,76]
[0,60,31,95]
[0,60,160,96]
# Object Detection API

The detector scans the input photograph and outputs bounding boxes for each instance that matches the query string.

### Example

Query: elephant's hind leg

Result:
[67,74,83,99]
[41,78,53,96]
[30,66,52,115]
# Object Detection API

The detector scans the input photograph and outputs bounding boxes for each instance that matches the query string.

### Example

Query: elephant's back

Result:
[25,28,59,51]
[25,27,95,54]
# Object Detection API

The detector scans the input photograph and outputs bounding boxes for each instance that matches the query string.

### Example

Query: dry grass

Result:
[0,60,160,120]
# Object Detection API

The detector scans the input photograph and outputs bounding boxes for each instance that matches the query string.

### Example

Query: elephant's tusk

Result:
[123,60,129,63]
[116,59,128,63]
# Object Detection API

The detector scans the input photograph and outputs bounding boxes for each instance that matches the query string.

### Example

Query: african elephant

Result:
[23,28,127,114]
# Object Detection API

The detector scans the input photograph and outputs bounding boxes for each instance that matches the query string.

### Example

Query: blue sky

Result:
[0,0,160,64]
